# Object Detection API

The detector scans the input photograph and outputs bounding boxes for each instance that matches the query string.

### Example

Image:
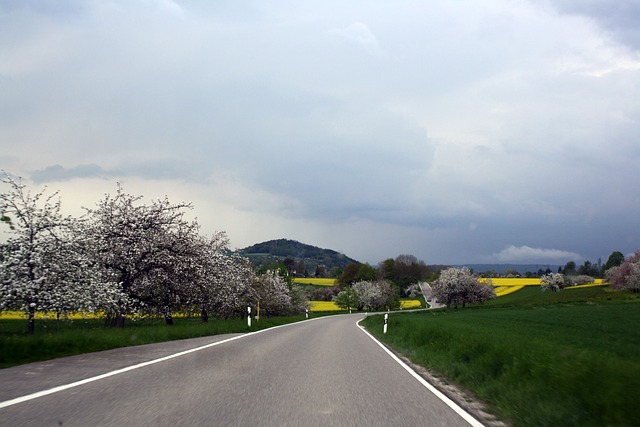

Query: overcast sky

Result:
[1,0,639,266]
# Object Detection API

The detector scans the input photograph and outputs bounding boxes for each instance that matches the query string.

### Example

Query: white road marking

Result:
[357,319,485,427]
[2,312,485,427]
[0,317,322,409]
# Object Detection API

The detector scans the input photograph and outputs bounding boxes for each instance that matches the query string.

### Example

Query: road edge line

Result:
[357,319,485,427]
[0,315,329,409]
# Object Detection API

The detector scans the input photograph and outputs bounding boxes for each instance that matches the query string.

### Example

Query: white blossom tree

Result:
[405,283,423,298]
[83,184,199,327]
[566,275,595,286]
[352,280,383,310]
[191,233,257,320]
[540,272,566,292]
[0,173,122,333]
[352,280,399,310]
[607,250,640,293]
[467,276,496,304]
[252,270,294,317]
[431,267,496,308]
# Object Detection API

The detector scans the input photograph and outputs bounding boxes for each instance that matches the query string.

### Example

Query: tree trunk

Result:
[201,307,209,323]
[27,306,35,335]
[105,311,126,328]
[164,306,173,325]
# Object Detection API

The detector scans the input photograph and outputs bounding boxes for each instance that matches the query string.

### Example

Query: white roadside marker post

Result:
[384,313,389,334]
[305,308,309,319]
[247,306,252,328]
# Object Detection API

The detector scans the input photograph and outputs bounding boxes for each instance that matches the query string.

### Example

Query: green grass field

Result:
[4,283,639,426]
[361,287,640,426]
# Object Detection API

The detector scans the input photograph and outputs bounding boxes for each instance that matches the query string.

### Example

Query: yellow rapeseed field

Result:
[485,278,542,286]
[0,311,101,320]
[485,277,604,286]
[309,301,341,311]
[293,278,337,286]
[399,300,422,309]
[485,278,606,297]
[308,299,422,312]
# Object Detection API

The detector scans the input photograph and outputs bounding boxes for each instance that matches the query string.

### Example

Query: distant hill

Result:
[237,239,359,277]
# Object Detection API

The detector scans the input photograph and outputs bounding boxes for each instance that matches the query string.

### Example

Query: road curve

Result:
[0,314,480,426]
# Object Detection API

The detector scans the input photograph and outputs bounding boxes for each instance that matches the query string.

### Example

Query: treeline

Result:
[540,252,640,293]
[0,174,306,334]
[322,254,433,311]
[478,254,627,279]
[337,254,433,290]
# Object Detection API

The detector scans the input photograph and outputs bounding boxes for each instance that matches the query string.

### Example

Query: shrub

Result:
[568,275,595,286]
[607,250,640,293]
[540,273,565,292]
[431,267,496,308]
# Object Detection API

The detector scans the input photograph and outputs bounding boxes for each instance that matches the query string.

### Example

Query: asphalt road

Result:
[0,314,481,426]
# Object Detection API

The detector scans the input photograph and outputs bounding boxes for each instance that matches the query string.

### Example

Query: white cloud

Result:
[492,245,582,263]
[146,0,184,17]
[329,22,381,53]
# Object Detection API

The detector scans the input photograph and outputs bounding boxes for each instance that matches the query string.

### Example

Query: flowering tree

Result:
[405,283,423,298]
[192,233,256,320]
[431,267,496,308]
[83,184,199,327]
[215,253,257,318]
[352,280,382,310]
[540,272,566,292]
[567,275,595,286]
[606,250,640,293]
[0,173,122,333]
[467,277,496,303]
[252,270,294,316]
[352,280,399,310]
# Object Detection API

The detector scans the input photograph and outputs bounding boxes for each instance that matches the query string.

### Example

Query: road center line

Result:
[357,319,485,427]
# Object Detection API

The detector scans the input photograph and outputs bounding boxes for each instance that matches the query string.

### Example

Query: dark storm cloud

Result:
[1,0,639,264]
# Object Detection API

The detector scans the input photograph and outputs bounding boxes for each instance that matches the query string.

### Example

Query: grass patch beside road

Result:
[361,288,640,427]
[0,314,308,369]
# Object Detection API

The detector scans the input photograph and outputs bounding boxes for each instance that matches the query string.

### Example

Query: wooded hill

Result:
[237,239,359,277]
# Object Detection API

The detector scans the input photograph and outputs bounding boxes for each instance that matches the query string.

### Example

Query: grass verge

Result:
[0,314,312,369]
[361,287,640,427]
